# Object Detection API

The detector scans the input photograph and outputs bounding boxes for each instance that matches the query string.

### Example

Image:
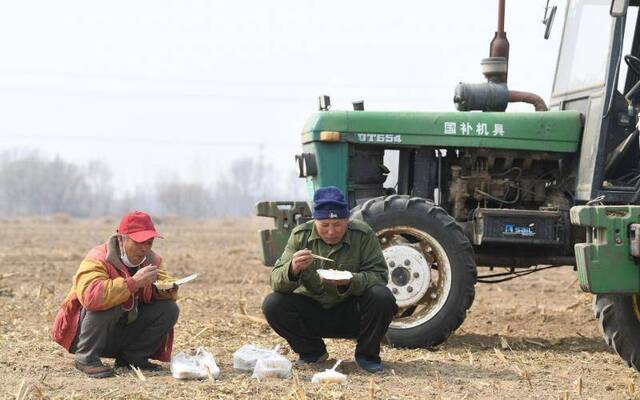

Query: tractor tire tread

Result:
[594,294,640,372]
[351,195,476,348]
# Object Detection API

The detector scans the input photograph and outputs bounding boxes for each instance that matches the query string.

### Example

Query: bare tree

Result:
[0,153,92,216]
[213,156,270,216]
[115,187,157,217]
[156,182,214,217]
[0,149,305,218]
[84,160,114,216]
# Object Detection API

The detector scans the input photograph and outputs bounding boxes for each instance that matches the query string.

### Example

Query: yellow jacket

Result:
[52,235,177,360]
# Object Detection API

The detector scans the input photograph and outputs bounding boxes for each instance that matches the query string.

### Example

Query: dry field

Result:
[1,217,639,399]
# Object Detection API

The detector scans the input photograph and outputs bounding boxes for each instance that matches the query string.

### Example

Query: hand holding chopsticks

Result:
[291,249,334,277]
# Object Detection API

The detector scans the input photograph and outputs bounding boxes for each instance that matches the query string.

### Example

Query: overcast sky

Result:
[0,0,566,193]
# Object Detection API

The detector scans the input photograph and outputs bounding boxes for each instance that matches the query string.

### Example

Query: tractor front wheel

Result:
[594,294,640,371]
[351,195,477,348]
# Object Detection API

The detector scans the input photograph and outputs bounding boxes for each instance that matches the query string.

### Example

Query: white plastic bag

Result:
[233,344,278,372]
[251,352,292,379]
[170,347,220,380]
[311,360,347,384]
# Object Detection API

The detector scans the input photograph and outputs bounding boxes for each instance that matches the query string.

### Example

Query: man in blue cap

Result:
[262,186,397,373]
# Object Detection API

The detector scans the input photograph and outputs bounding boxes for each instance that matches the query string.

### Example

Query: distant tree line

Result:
[0,150,304,217]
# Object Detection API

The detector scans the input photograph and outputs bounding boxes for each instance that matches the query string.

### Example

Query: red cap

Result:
[117,211,163,243]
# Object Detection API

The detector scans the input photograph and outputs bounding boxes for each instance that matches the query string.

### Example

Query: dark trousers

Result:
[262,285,397,362]
[71,300,179,365]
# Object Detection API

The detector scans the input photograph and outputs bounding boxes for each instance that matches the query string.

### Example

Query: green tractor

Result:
[257,0,640,370]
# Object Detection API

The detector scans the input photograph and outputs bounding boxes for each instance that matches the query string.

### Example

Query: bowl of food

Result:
[316,269,353,281]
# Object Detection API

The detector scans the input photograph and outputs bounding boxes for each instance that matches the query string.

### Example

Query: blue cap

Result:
[312,186,349,219]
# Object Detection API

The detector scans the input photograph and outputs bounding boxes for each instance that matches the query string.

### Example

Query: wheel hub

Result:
[383,245,431,307]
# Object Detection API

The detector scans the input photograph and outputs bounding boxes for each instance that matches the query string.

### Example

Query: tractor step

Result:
[255,201,311,266]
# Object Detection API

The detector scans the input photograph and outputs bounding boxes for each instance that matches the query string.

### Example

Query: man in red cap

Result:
[52,211,179,378]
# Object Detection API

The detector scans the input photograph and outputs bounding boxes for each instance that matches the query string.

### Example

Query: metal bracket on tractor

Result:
[571,205,640,294]
[255,201,312,266]
[631,223,640,258]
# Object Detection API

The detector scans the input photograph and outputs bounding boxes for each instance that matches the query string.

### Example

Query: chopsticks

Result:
[311,254,335,263]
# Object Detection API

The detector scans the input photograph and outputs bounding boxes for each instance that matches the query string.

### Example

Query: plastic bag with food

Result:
[233,344,279,372]
[251,352,292,380]
[170,347,220,380]
[311,360,347,384]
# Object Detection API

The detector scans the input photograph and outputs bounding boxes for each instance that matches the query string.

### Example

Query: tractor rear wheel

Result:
[594,294,640,371]
[351,195,477,348]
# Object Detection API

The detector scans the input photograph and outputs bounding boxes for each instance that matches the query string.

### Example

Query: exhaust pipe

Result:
[453,0,548,112]
[489,0,509,83]
[508,90,548,112]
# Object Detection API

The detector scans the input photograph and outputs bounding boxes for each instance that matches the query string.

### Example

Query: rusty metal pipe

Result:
[508,90,549,111]
[497,0,505,32]
[490,0,509,83]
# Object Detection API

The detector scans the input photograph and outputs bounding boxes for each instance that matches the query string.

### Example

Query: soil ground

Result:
[1,217,639,399]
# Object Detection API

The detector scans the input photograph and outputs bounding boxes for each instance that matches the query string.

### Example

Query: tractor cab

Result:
[552,0,640,203]
[568,0,640,372]
[565,0,640,294]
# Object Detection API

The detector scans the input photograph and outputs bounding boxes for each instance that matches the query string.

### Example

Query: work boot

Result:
[355,355,384,373]
[295,351,329,366]
[114,357,162,371]
[74,360,114,378]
